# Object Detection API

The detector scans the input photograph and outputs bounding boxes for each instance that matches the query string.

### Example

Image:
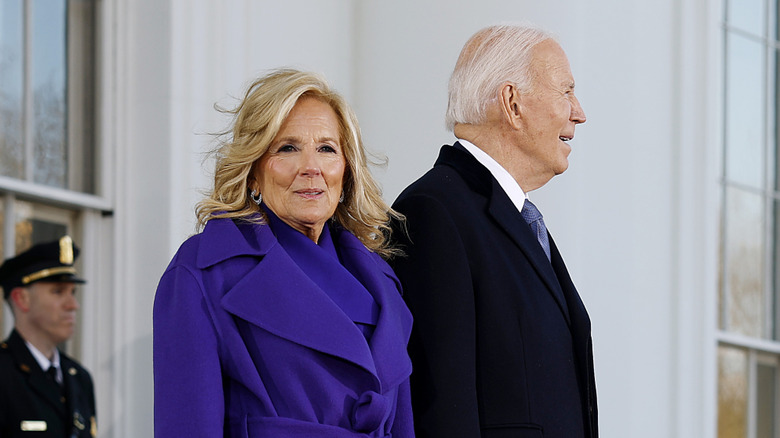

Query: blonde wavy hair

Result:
[197,68,402,258]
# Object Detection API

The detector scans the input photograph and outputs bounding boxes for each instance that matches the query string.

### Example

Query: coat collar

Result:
[206,218,412,389]
[196,215,276,269]
[4,330,68,416]
[437,144,571,324]
[336,229,413,388]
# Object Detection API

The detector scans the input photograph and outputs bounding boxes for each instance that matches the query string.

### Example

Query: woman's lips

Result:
[295,189,324,199]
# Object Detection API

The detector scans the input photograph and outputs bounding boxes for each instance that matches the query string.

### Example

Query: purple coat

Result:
[153,217,414,437]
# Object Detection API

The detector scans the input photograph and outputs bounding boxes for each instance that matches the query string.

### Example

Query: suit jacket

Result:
[153,217,414,437]
[391,143,598,438]
[0,330,96,438]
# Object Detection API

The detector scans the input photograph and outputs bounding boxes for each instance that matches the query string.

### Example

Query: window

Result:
[0,0,100,349]
[0,195,82,337]
[718,0,780,436]
[0,0,97,193]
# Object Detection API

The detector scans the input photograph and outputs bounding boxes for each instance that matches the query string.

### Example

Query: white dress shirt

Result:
[457,139,529,214]
[25,340,63,384]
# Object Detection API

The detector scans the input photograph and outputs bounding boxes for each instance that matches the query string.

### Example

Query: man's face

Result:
[516,40,586,180]
[23,282,79,346]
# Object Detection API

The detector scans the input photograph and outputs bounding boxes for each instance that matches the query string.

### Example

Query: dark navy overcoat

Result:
[391,143,597,438]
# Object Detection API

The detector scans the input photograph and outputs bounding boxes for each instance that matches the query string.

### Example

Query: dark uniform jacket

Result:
[391,143,598,438]
[0,330,96,438]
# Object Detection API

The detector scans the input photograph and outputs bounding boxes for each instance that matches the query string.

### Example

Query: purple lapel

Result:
[335,230,413,389]
[195,216,276,268]
[266,209,379,328]
[220,243,379,378]
[201,217,411,385]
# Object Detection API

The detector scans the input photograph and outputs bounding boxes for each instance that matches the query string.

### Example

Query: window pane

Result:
[67,0,97,194]
[725,32,765,189]
[727,0,765,35]
[0,0,96,193]
[724,187,766,337]
[718,346,748,438]
[13,200,70,253]
[775,46,780,340]
[776,47,780,193]
[0,0,24,180]
[757,363,777,438]
[31,0,67,189]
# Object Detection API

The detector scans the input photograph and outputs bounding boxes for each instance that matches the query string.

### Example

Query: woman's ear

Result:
[247,162,261,193]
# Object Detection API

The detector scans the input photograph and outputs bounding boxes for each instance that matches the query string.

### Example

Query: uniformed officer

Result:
[0,236,96,437]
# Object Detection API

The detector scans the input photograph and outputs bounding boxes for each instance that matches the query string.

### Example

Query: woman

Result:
[153,69,413,437]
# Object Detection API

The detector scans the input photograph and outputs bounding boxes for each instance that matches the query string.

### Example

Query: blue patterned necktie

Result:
[521,200,551,261]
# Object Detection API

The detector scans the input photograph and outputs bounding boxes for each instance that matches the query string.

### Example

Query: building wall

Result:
[102,0,721,436]
[352,3,719,437]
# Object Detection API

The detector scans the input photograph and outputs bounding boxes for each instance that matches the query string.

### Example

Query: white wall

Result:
[104,0,721,436]
[354,1,718,436]
[109,1,361,436]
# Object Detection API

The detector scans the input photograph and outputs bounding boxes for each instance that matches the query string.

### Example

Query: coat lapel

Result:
[6,331,67,417]
[549,234,591,335]
[486,187,571,323]
[195,215,276,269]
[336,230,413,389]
[214,220,379,378]
[439,145,571,324]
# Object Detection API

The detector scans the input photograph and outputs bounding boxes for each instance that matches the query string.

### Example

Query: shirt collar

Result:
[25,340,61,374]
[457,139,528,214]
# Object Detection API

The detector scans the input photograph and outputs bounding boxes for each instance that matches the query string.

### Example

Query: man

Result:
[0,236,96,437]
[391,25,598,437]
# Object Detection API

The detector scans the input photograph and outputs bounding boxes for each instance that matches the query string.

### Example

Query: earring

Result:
[249,188,262,206]
[339,192,345,203]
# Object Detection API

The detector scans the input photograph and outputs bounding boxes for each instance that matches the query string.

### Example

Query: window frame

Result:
[0,0,111,361]
[0,0,103,197]
[717,0,780,435]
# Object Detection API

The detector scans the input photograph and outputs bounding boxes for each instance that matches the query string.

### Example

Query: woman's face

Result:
[252,96,346,242]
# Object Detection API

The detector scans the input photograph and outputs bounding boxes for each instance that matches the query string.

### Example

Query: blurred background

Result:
[0,0,776,436]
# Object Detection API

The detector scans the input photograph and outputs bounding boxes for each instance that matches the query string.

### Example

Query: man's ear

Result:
[9,287,30,313]
[499,82,524,130]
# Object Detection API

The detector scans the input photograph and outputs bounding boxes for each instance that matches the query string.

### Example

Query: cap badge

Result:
[59,236,74,265]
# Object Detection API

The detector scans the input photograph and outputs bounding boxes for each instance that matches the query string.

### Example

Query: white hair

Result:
[445,24,556,131]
